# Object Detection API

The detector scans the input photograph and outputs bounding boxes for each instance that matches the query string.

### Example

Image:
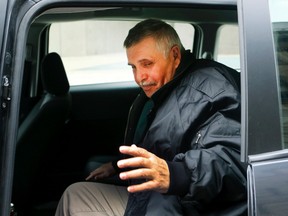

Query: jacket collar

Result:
[150,50,196,107]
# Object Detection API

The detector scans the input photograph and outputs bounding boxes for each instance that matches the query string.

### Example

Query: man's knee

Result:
[64,182,86,195]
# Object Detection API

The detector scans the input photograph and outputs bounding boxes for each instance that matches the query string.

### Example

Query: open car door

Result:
[0,0,20,215]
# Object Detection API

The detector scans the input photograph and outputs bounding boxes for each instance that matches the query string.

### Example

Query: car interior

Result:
[11,3,240,216]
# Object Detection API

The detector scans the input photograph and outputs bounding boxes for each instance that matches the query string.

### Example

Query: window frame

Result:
[238,0,282,160]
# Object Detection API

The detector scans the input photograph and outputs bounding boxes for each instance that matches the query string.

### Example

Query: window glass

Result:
[215,25,240,71]
[49,20,194,86]
[269,0,288,149]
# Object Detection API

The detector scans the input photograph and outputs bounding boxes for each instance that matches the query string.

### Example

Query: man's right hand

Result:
[86,162,116,181]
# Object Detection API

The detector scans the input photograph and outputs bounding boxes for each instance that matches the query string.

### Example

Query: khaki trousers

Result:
[55,182,128,216]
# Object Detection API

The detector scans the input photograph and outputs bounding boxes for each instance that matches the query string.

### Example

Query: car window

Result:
[270,0,288,149]
[49,20,194,86]
[215,24,240,71]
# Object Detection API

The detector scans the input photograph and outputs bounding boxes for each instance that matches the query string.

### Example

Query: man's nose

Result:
[136,69,148,82]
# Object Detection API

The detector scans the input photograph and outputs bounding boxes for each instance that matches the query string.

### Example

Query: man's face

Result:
[126,37,181,98]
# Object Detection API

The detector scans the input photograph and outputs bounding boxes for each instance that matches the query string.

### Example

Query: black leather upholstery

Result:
[41,52,70,95]
[13,52,71,213]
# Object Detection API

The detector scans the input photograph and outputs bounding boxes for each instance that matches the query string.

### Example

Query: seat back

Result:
[13,52,71,213]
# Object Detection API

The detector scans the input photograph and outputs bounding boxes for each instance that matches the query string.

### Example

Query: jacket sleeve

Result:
[166,67,247,210]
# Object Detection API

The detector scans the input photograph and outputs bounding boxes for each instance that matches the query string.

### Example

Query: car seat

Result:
[12,52,72,215]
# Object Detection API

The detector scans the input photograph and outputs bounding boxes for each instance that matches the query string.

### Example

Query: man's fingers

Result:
[119,168,152,180]
[119,145,149,158]
[125,179,166,193]
[127,181,153,193]
[117,156,149,169]
[85,174,93,181]
[85,169,103,180]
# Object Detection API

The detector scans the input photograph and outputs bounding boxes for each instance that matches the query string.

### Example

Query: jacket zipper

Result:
[195,131,202,144]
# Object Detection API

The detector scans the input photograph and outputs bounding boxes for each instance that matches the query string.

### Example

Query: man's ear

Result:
[171,45,181,66]
[171,45,180,57]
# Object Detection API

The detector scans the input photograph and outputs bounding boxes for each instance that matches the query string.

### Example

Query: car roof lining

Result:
[35,6,238,24]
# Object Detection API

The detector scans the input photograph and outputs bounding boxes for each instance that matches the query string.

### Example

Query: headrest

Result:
[41,52,70,95]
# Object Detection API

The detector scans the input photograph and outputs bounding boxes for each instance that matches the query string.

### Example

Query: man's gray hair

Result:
[123,19,185,57]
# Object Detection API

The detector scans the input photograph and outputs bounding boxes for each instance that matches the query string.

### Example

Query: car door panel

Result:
[248,152,288,216]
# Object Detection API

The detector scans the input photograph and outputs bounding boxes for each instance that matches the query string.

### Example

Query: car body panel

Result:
[247,150,288,216]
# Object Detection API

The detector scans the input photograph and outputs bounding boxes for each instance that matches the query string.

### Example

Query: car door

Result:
[238,0,288,215]
[0,0,19,215]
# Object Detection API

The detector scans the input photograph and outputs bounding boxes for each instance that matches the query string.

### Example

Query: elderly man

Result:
[55,19,247,216]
